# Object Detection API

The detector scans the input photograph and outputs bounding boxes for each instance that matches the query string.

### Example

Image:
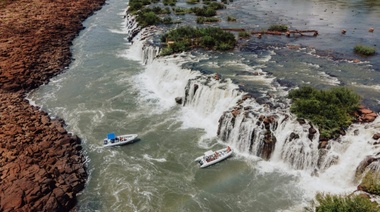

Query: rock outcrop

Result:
[0,0,105,211]
[356,106,378,123]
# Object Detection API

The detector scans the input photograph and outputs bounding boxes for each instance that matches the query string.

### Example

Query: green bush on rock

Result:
[268,24,288,32]
[136,11,161,27]
[354,45,376,56]
[360,171,380,195]
[315,193,379,212]
[288,86,360,139]
[160,26,236,55]
[238,31,251,38]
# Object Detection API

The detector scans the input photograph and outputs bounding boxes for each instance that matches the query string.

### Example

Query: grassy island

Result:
[314,193,379,211]
[160,26,236,55]
[354,45,376,56]
[268,24,288,32]
[288,86,360,139]
[127,0,237,55]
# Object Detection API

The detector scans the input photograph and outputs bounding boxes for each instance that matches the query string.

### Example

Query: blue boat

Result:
[103,132,138,147]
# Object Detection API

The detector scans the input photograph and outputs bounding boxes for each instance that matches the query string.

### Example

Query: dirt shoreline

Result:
[0,0,105,211]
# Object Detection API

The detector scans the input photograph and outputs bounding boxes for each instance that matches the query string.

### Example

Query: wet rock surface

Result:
[0,0,105,211]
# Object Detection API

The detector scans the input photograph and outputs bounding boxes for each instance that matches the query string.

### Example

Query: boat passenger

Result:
[227,146,231,152]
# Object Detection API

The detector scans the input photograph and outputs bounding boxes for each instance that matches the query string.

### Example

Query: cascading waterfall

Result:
[126,19,244,137]
[183,76,243,119]
[125,13,380,194]
[217,96,322,171]
[124,25,160,64]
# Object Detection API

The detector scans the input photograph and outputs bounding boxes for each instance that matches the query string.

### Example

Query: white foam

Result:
[143,154,167,163]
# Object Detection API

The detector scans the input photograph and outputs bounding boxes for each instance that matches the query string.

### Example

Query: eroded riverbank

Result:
[0,0,104,210]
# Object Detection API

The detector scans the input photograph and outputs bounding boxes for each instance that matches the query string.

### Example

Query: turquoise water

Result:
[28,0,380,211]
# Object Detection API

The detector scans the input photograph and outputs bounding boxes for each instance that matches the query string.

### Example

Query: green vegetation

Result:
[186,0,200,4]
[128,0,150,13]
[162,16,173,25]
[135,11,161,27]
[221,0,232,3]
[151,6,171,14]
[163,0,177,6]
[354,45,376,56]
[196,16,219,24]
[227,16,236,22]
[128,0,227,27]
[205,2,226,10]
[203,0,217,4]
[173,7,191,15]
[191,6,217,17]
[315,193,379,212]
[268,24,288,32]
[288,86,360,139]
[160,26,236,55]
[360,171,380,195]
[191,2,225,17]
[238,31,251,38]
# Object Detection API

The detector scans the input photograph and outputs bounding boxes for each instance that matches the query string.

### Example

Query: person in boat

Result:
[227,146,231,152]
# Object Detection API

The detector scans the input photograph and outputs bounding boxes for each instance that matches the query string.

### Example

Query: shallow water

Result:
[28,0,380,211]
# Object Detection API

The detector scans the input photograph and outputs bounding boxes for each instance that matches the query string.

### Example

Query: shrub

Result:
[268,24,288,32]
[288,86,360,139]
[160,47,174,56]
[186,0,200,4]
[173,7,191,15]
[151,6,171,14]
[136,11,161,27]
[128,0,152,12]
[200,35,215,48]
[360,171,380,195]
[160,26,236,55]
[162,16,173,25]
[216,42,234,51]
[128,1,143,12]
[227,16,236,22]
[163,0,177,6]
[206,2,226,10]
[196,17,205,24]
[354,45,376,56]
[191,6,217,17]
[315,193,379,212]
[238,31,251,38]
[196,17,219,24]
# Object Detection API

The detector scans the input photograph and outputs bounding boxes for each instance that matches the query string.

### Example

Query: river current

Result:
[28,0,380,211]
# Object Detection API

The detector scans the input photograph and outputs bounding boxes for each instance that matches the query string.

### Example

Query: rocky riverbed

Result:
[0,0,105,210]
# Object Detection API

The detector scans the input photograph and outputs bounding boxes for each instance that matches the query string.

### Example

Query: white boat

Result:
[103,132,138,147]
[195,146,233,168]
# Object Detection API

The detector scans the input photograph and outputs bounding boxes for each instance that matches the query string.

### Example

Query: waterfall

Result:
[125,13,380,193]
[124,25,160,64]
[124,11,141,42]
[183,76,242,119]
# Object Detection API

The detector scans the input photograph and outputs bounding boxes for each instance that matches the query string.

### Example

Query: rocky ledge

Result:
[0,0,105,211]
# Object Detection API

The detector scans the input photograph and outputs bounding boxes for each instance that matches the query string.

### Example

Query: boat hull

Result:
[103,134,138,147]
[196,147,233,168]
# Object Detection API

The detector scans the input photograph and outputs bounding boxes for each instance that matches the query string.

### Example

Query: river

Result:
[28,0,380,211]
